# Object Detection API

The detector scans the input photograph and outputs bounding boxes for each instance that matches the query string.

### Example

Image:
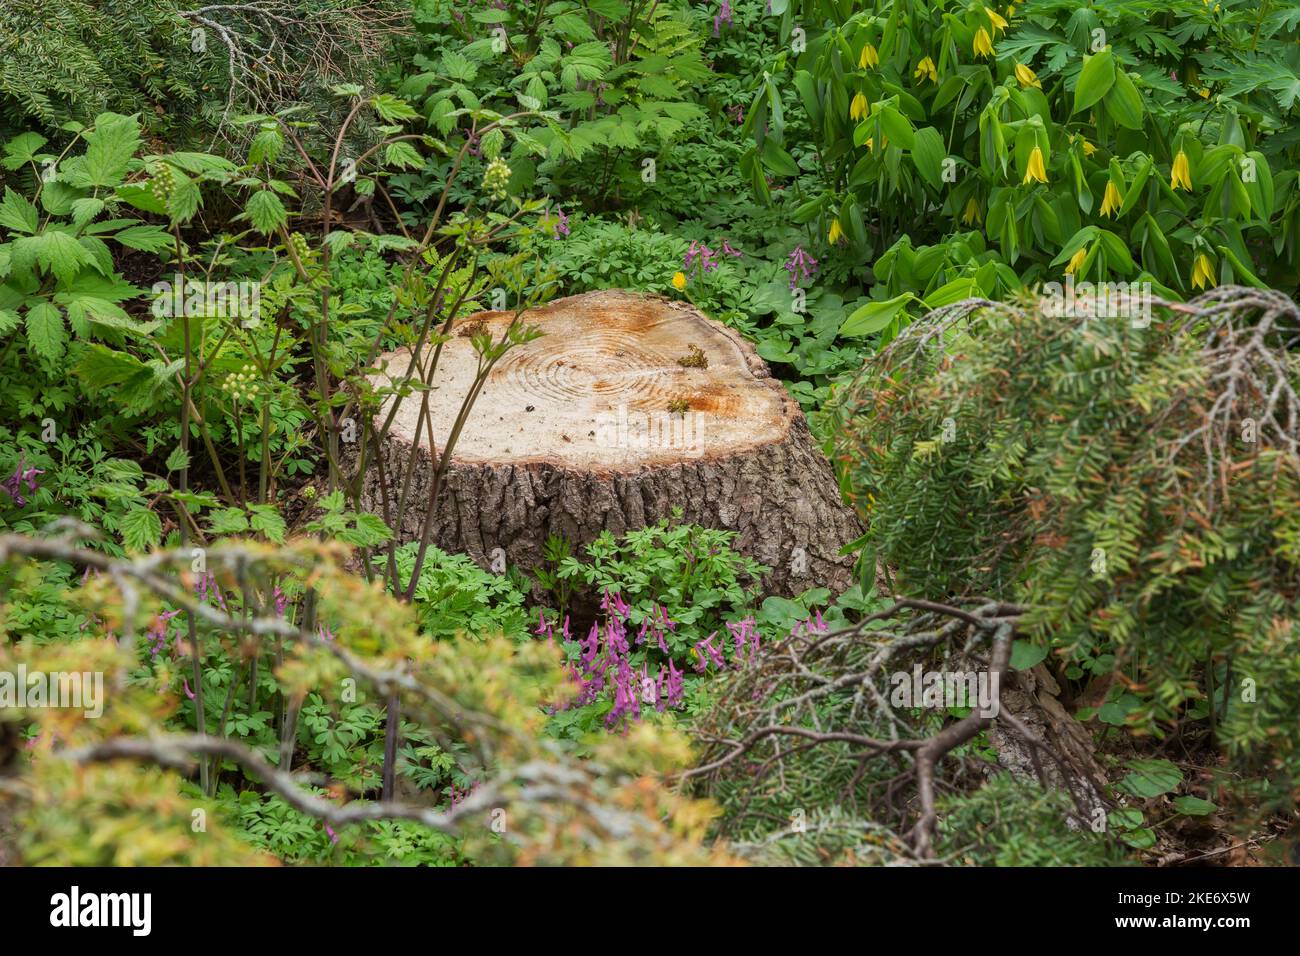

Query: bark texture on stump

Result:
[358,289,864,596]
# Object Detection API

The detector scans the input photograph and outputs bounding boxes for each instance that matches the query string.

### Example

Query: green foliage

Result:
[829,289,1300,810]
[555,515,767,654]
[0,1,211,138]
[389,541,530,641]
[937,774,1131,866]
[748,0,1300,340]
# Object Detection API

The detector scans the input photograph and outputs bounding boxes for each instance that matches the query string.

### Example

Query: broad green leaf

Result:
[1010,640,1049,670]
[1074,48,1116,114]
[1117,758,1183,798]
[841,294,912,336]
[910,127,947,190]
[1106,70,1145,130]
[1172,796,1217,816]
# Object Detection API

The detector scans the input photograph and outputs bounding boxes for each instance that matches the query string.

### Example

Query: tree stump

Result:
[358,289,863,597]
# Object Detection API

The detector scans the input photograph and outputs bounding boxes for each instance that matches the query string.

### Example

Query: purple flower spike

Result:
[784,245,819,290]
[713,0,734,36]
[1,456,44,508]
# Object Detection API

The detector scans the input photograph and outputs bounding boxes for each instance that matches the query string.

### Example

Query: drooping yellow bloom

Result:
[1191,253,1217,289]
[914,56,938,83]
[973,27,994,58]
[1007,4,1016,15]
[1171,150,1193,191]
[1100,180,1123,217]
[1065,246,1089,276]
[859,43,879,69]
[1023,145,1048,184]
[672,271,687,290]
[1015,63,1041,89]
[1080,138,1097,157]
[986,7,1010,36]
[863,137,874,152]
[828,218,845,245]
[961,196,983,225]
[850,92,870,121]
[1198,87,1210,98]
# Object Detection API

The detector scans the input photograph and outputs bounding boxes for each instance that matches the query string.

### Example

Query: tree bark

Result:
[356,290,864,597]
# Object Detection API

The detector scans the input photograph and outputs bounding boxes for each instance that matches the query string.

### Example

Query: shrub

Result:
[827,287,1300,812]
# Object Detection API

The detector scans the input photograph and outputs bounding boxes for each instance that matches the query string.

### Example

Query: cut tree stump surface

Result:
[359,289,864,596]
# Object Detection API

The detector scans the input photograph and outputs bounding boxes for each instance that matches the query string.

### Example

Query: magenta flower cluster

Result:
[683,238,743,281]
[1,456,44,507]
[529,591,825,733]
[536,591,688,731]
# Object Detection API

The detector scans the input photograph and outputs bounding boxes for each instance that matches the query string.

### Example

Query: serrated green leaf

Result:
[0,188,38,235]
[121,507,162,553]
[25,301,65,359]
[245,190,287,235]
[165,446,190,472]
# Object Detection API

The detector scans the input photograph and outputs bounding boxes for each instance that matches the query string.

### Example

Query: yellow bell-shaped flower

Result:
[828,218,845,245]
[914,56,938,83]
[1100,180,1123,218]
[672,271,687,291]
[1065,246,1089,276]
[1015,63,1041,89]
[859,44,879,69]
[986,7,1010,37]
[1191,253,1217,289]
[973,27,995,59]
[1171,150,1193,191]
[1023,145,1048,184]
[961,196,983,225]
[850,92,870,122]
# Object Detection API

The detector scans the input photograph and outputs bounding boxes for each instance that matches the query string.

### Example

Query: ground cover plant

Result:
[0,0,1298,871]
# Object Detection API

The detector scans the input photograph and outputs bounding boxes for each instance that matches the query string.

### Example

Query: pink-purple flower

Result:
[1,457,44,507]
[548,206,570,239]
[713,0,734,36]
[784,245,819,290]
